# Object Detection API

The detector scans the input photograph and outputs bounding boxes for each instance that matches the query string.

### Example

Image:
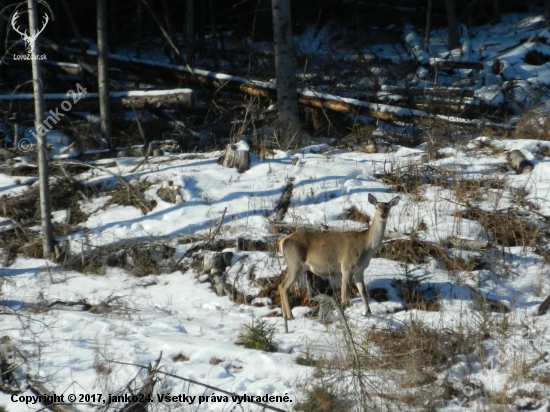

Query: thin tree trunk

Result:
[493,0,501,24]
[28,0,53,258]
[142,0,182,64]
[135,0,143,59]
[253,0,273,41]
[424,0,433,51]
[545,0,550,28]
[60,0,87,54]
[109,0,117,53]
[445,0,459,50]
[271,0,300,137]
[160,0,182,64]
[97,0,113,150]
[186,0,194,67]
[209,0,218,70]
[135,0,143,89]
[161,0,176,36]
[0,0,6,55]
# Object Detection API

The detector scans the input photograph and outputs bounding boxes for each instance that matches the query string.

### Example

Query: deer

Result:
[11,10,49,55]
[278,193,400,320]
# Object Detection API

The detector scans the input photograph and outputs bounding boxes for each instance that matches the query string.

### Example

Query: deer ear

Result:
[389,196,400,207]
[368,193,377,205]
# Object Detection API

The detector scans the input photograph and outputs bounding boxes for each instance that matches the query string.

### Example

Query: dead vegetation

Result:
[375,237,478,272]
[340,206,370,225]
[457,208,543,247]
[104,177,157,214]
[514,106,550,141]
[0,178,97,225]
[61,241,175,276]
[365,321,478,371]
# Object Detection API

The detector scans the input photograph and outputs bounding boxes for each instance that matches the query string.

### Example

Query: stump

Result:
[220,140,250,173]
[506,150,533,174]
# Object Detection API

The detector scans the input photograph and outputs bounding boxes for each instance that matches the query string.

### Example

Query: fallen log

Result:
[36,46,497,127]
[5,57,174,87]
[431,60,484,70]
[506,149,534,174]
[447,236,489,250]
[0,88,196,113]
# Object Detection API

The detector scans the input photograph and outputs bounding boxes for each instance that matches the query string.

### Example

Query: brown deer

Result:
[278,193,400,319]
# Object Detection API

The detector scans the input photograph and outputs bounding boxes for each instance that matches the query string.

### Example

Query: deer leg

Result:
[355,277,372,316]
[278,264,305,320]
[340,269,351,309]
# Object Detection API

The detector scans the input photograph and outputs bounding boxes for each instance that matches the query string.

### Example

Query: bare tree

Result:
[445,0,459,50]
[209,0,218,70]
[186,0,194,67]
[135,0,143,59]
[271,0,300,138]
[28,0,53,258]
[97,0,113,150]
[493,0,501,24]
[253,0,273,41]
[424,0,433,51]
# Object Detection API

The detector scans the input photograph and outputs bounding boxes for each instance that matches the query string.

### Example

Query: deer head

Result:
[11,10,49,55]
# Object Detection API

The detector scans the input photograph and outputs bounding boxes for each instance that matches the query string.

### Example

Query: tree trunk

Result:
[0,0,6,55]
[493,0,501,24]
[60,0,87,54]
[253,0,273,41]
[97,0,113,150]
[271,0,300,138]
[196,0,206,58]
[506,150,534,174]
[219,141,250,173]
[109,0,117,53]
[424,0,433,51]
[209,0,218,70]
[445,0,459,50]
[545,0,550,28]
[186,0,195,67]
[0,88,196,112]
[160,0,182,64]
[135,0,143,59]
[28,0,53,259]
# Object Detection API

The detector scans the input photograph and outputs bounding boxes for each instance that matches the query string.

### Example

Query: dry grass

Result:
[105,178,157,215]
[514,106,550,141]
[361,323,478,401]
[340,206,370,225]
[450,177,506,203]
[295,385,352,412]
[0,178,98,224]
[458,208,543,247]
[376,238,477,272]
[63,241,175,276]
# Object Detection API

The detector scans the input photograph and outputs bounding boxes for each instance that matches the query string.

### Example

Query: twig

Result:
[312,295,360,366]
[130,143,152,174]
[169,243,199,273]
[96,354,287,412]
[57,164,90,202]
[205,207,227,247]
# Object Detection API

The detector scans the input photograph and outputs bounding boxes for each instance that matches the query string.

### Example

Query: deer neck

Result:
[364,213,387,248]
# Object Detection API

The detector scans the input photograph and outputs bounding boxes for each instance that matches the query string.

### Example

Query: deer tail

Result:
[278,236,289,254]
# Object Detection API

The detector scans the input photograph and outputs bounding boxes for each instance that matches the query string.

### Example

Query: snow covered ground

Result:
[2,6,550,412]
[2,138,550,411]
